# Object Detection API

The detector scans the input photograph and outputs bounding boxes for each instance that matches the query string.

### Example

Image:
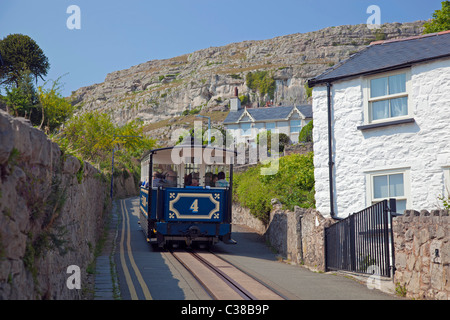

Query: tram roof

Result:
[141,144,237,165]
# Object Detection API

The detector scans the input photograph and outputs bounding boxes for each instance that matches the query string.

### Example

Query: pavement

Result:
[93,197,402,300]
[93,201,120,300]
[212,224,400,300]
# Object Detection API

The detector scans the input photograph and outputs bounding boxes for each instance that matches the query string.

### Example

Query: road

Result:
[111,196,401,300]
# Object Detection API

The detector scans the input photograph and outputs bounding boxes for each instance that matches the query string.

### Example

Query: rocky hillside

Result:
[71,22,425,130]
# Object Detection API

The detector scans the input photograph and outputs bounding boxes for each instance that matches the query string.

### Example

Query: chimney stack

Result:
[230,87,241,111]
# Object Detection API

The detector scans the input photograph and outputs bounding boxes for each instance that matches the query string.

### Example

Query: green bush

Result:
[298,120,313,143]
[256,131,290,152]
[233,166,275,223]
[234,152,315,222]
[246,71,276,100]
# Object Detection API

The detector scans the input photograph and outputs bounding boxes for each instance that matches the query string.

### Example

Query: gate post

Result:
[349,214,356,272]
[323,226,328,272]
[388,198,397,278]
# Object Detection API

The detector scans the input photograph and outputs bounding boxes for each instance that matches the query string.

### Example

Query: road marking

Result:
[119,200,138,300]
[122,199,153,300]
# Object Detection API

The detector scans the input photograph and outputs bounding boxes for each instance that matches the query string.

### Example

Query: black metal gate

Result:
[324,199,397,277]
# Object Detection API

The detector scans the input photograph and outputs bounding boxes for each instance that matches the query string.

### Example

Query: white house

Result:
[308,30,450,219]
[223,97,312,144]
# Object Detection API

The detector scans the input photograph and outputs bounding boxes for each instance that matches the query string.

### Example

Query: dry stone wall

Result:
[393,209,450,300]
[234,200,450,299]
[0,110,110,300]
[232,201,334,272]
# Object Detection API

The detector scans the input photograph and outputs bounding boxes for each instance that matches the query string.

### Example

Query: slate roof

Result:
[308,30,450,87]
[223,105,312,124]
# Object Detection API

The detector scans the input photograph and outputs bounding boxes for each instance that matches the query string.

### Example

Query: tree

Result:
[0,34,50,86]
[423,1,450,34]
[52,110,157,172]
[3,69,39,119]
[37,79,74,133]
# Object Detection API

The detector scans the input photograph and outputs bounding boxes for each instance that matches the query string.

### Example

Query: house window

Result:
[444,168,450,197]
[368,170,410,214]
[290,120,301,133]
[240,123,252,137]
[266,122,276,131]
[366,71,410,123]
[254,123,265,130]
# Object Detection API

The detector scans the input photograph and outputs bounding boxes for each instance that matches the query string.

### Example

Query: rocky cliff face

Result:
[71,22,425,127]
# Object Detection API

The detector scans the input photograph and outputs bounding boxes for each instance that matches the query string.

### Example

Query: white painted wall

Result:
[225,118,310,144]
[312,58,450,217]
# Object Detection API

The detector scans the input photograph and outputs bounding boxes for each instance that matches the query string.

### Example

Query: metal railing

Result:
[325,199,397,277]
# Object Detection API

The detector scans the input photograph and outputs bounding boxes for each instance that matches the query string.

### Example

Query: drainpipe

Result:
[326,82,336,219]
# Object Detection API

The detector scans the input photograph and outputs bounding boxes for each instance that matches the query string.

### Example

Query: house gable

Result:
[309,31,450,218]
[236,109,255,123]
[308,30,450,87]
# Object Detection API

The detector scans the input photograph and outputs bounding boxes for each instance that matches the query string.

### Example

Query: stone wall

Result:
[234,199,450,299]
[283,142,313,156]
[0,110,110,299]
[112,170,140,199]
[232,201,334,272]
[393,209,450,300]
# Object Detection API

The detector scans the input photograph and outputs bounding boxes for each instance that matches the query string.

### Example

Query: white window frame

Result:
[240,123,252,137]
[366,168,411,214]
[363,69,412,125]
[266,122,276,131]
[290,119,302,134]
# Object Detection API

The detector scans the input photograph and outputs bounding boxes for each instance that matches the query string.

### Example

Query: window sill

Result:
[357,118,415,131]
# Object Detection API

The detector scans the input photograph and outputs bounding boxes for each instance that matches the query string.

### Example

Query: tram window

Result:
[164,167,178,188]
[152,164,179,188]
[184,164,200,187]
[203,165,229,188]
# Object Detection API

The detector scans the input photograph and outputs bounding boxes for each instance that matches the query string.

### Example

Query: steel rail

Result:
[170,249,284,300]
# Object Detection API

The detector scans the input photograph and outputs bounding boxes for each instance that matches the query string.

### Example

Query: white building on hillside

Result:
[308,30,450,218]
[223,97,312,144]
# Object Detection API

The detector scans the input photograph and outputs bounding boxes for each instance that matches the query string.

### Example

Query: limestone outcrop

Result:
[71,22,425,127]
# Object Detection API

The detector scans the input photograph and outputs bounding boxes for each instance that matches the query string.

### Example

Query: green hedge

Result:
[233,152,315,223]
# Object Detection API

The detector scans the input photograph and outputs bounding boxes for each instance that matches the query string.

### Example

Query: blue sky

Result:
[0,0,443,97]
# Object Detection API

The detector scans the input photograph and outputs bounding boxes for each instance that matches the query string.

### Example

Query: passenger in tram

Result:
[204,172,213,187]
[184,173,192,186]
[153,172,165,187]
[164,171,177,187]
[191,172,200,186]
[211,174,218,187]
[216,171,229,187]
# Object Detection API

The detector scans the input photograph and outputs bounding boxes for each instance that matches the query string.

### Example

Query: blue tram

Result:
[139,145,236,248]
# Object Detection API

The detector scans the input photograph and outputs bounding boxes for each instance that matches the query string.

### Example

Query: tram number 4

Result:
[190,199,199,213]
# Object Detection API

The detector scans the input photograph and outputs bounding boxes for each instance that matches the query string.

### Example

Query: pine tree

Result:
[0,34,50,86]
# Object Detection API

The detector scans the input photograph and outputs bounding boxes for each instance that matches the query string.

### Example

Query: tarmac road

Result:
[96,196,401,301]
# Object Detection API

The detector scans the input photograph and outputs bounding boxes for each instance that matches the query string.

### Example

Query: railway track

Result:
[170,249,285,300]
